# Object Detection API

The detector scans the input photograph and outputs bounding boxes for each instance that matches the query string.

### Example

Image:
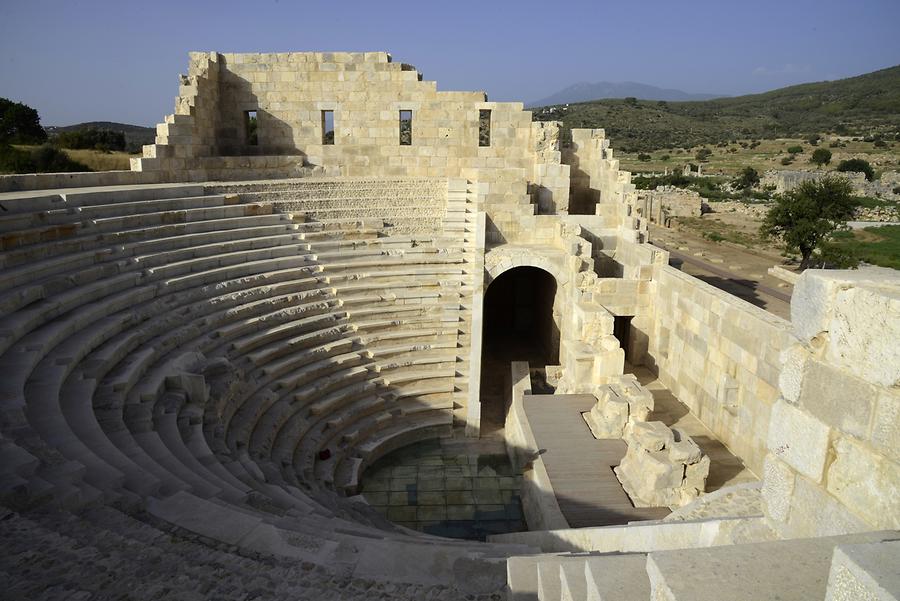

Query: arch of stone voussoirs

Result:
[484,251,568,290]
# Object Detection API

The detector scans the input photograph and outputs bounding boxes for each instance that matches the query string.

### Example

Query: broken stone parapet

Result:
[615,421,710,508]
[584,373,654,438]
[764,268,900,539]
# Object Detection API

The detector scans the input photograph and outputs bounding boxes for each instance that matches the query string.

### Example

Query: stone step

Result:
[647,531,898,601]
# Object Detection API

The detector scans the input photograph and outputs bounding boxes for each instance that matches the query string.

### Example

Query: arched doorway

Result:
[479,266,559,433]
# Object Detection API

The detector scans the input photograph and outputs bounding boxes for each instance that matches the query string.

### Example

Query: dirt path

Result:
[649,223,794,319]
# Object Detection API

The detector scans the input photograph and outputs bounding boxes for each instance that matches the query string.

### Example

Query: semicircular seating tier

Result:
[0,178,530,595]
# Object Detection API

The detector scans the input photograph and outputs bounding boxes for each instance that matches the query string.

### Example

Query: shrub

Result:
[807,133,821,146]
[56,128,126,152]
[31,144,91,172]
[732,167,760,190]
[781,157,794,165]
[695,148,712,162]
[811,148,832,166]
[787,145,803,154]
[637,153,651,162]
[0,143,90,174]
[835,158,875,181]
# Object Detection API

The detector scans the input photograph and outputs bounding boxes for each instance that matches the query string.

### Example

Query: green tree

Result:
[835,158,875,181]
[811,148,832,166]
[760,176,859,270]
[787,145,803,155]
[695,147,712,162]
[637,153,651,162]
[0,98,46,144]
[733,166,760,190]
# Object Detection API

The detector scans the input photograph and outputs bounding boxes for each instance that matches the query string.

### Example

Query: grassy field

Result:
[831,225,900,270]
[11,145,134,172]
[615,135,900,177]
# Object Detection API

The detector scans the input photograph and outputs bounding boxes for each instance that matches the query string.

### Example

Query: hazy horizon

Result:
[1,0,898,127]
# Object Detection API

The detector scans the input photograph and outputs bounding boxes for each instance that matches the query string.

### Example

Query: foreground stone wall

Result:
[763,269,900,538]
[642,265,793,474]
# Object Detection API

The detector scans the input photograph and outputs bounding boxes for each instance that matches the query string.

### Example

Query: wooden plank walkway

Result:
[523,394,670,528]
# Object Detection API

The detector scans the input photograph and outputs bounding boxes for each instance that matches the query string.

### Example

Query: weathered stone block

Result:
[787,474,870,538]
[778,342,807,404]
[762,454,794,524]
[826,437,900,530]
[826,541,900,601]
[627,421,673,452]
[798,357,876,439]
[792,269,900,388]
[871,388,900,464]
[767,400,830,482]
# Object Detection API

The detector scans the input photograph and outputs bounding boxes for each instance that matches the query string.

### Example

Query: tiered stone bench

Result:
[0,180,525,597]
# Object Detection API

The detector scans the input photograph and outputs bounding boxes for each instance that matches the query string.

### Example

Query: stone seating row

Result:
[0,190,440,512]
[0,184,529,590]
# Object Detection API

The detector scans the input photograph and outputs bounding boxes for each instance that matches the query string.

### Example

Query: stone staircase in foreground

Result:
[505,530,899,601]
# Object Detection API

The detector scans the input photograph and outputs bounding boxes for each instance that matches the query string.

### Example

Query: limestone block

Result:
[826,437,900,530]
[826,541,900,601]
[791,268,900,387]
[761,454,795,524]
[871,388,900,464]
[586,396,629,438]
[627,421,674,452]
[683,455,710,491]
[798,356,876,439]
[786,475,870,538]
[669,431,702,464]
[616,422,708,508]
[767,400,830,482]
[778,342,808,404]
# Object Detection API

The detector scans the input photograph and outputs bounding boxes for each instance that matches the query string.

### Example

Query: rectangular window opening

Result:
[399,110,413,146]
[479,109,491,147]
[244,110,258,146]
[321,110,335,145]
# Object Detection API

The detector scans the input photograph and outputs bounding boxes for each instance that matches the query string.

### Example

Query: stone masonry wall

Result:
[134,51,569,244]
[643,265,793,475]
[763,268,900,538]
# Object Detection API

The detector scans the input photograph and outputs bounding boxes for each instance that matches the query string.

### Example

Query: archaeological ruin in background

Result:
[0,52,897,600]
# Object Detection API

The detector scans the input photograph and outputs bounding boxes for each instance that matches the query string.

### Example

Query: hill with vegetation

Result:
[533,65,900,152]
[46,122,155,152]
[528,81,723,107]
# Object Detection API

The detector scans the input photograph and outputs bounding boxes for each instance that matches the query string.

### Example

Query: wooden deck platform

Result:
[523,394,670,527]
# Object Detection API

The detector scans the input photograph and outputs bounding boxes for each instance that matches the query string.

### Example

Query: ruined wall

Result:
[635,186,703,225]
[561,129,645,241]
[763,169,900,201]
[134,51,571,243]
[763,269,900,538]
[642,266,793,474]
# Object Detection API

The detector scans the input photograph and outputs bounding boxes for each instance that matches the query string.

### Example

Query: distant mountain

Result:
[532,65,900,152]
[45,122,156,151]
[528,82,723,107]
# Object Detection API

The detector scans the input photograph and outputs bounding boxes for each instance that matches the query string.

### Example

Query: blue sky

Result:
[1,0,898,126]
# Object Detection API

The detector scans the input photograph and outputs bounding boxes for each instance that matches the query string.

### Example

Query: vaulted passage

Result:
[480,266,559,433]
[483,266,559,364]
